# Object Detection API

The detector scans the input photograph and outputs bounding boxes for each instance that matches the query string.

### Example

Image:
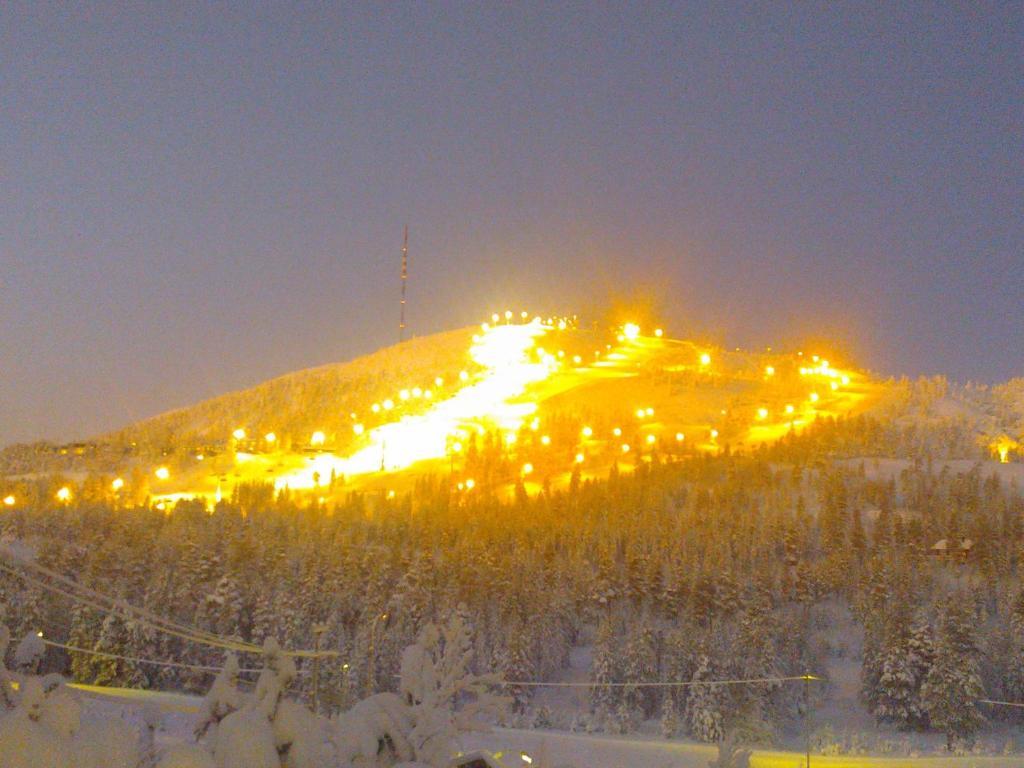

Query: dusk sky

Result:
[2,4,1021,445]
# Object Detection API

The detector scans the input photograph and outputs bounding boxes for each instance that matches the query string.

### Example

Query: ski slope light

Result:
[311,431,326,446]
[2,495,14,507]
[700,352,712,366]
[111,478,125,491]
[264,432,277,444]
[56,487,71,502]
[155,466,170,480]
[623,323,640,340]
[232,428,246,440]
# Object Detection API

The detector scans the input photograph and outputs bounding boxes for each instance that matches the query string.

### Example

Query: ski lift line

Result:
[0,550,258,652]
[0,561,339,659]
[39,638,263,675]
[979,699,1024,709]
[498,674,821,688]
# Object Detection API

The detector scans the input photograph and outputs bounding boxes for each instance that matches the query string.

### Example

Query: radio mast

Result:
[399,225,408,342]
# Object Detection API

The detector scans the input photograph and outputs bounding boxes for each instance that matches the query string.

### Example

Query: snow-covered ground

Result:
[48,684,1023,768]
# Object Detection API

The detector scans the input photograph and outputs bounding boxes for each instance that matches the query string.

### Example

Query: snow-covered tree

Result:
[921,598,986,750]
[685,651,725,743]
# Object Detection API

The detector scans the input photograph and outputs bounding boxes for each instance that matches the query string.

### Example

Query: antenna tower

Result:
[399,225,408,342]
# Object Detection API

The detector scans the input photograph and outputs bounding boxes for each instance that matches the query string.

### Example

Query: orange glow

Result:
[56,487,71,502]
[111,478,125,491]
[522,463,534,476]
[155,466,170,480]
[646,434,656,445]
[623,323,641,341]
[675,432,685,442]
[232,428,246,440]
[574,452,585,464]
[2,495,15,507]
[581,426,593,438]
[264,432,277,444]
[756,408,768,420]
[311,431,326,446]
[540,435,551,446]
[700,352,711,366]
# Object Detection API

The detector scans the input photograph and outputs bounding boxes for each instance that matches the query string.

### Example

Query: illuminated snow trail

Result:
[274,321,556,490]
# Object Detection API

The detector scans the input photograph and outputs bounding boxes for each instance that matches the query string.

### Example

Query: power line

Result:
[498,674,820,688]
[40,638,262,675]
[979,698,1024,709]
[0,556,338,658]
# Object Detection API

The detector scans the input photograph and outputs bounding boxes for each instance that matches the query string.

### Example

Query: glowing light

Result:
[399,389,411,401]
[636,408,646,419]
[621,443,631,453]
[465,478,476,490]
[383,399,395,410]
[756,408,769,420]
[2,495,15,507]
[623,323,640,340]
[645,407,654,417]
[581,426,593,438]
[155,501,167,511]
[111,478,124,491]
[700,353,711,366]
[371,403,381,413]
[572,354,582,365]
[646,434,656,445]
[998,445,1010,463]
[195,454,204,461]
[522,463,534,476]
[530,417,540,432]
[491,313,500,323]
[710,429,719,439]
[459,371,469,382]
[452,441,463,454]
[830,381,839,391]
[654,328,663,338]
[311,431,326,446]
[557,319,567,331]
[387,490,396,500]
[522,754,533,765]
[809,392,820,403]
[785,404,795,415]
[612,427,622,437]
[353,424,365,436]
[540,435,551,446]
[841,375,851,386]
[435,377,444,387]
[56,487,71,502]
[412,387,423,398]
[675,432,685,442]
[155,466,170,480]
[574,452,585,464]
[505,432,517,444]
[505,310,513,321]
[264,432,276,445]
[232,428,246,440]
[765,365,775,377]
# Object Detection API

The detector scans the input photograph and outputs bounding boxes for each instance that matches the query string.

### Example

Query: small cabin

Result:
[930,538,974,563]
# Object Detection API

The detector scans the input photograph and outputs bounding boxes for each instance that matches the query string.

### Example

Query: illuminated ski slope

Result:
[138,315,878,505]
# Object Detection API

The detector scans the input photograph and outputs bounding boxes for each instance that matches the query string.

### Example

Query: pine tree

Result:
[921,598,985,750]
[660,691,679,738]
[685,651,725,743]
[590,616,619,722]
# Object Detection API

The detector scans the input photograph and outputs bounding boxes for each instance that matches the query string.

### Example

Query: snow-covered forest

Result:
[2,414,1023,765]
